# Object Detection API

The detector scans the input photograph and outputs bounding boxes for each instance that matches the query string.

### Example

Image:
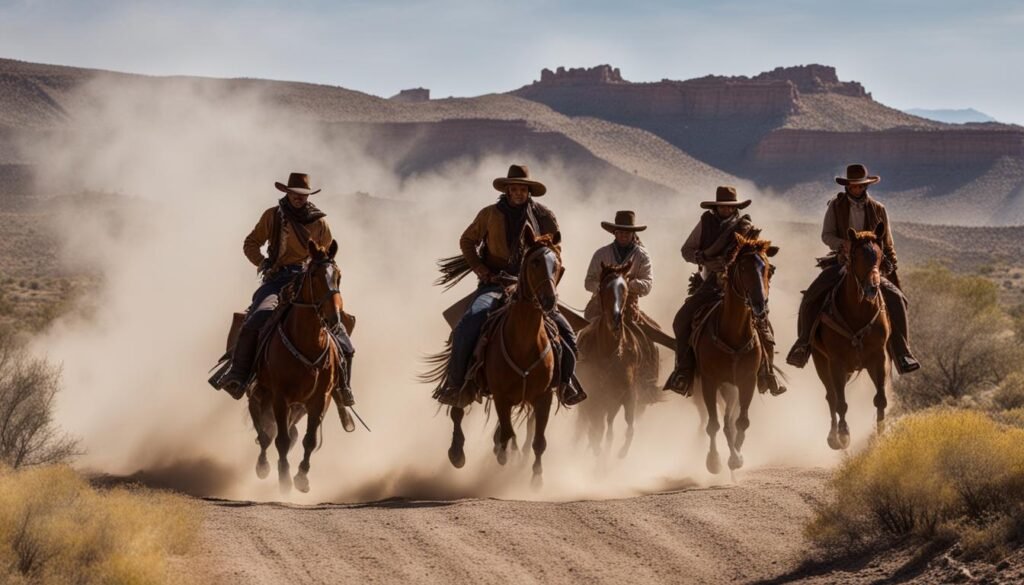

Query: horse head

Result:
[294,239,343,330]
[726,233,778,320]
[845,223,884,302]
[519,224,564,313]
[598,260,633,332]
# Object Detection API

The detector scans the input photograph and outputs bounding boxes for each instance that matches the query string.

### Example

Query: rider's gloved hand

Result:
[258,258,273,273]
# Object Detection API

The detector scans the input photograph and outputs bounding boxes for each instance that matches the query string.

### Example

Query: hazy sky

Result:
[1,0,1021,123]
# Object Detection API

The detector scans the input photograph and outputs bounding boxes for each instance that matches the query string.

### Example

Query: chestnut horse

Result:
[248,241,350,494]
[577,261,645,459]
[696,234,777,474]
[447,226,564,486]
[810,225,891,450]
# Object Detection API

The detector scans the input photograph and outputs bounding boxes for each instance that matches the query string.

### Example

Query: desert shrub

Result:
[894,265,1024,410]
[993,372,1024,411]
[0,328,79,467]
[0,465,200,584]
[807,409,1024,560]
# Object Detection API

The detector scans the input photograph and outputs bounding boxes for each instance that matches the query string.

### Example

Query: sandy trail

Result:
[173,466,827,585]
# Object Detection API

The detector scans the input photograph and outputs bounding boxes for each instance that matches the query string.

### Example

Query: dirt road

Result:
[173,466,829,585]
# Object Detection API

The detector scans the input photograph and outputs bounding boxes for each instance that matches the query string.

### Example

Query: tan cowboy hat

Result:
[835,163,880,186]
[493,164,547,197]
[275,172,322,196]
[601,210,647,233]
[700,186,751,209]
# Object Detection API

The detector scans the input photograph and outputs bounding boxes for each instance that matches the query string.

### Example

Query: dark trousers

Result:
[447,284,577,389]
[671,276,723,363]
[795,265,911,357]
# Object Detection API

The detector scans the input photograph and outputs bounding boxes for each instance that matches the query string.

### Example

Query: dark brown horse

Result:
[577,261,646,459]
[695,234,777,474]
[248,241,350,494]
[447,226,564,487]
[811,225,891,450]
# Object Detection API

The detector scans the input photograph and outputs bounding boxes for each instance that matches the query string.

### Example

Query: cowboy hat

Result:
[275,172,322,196]
[492,164,547,197]
[601,210,647,233]
[700,186,751,209]
[835,163,880,186]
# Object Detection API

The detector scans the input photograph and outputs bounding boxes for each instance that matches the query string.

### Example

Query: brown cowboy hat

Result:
[275,172,322,196]
[492,164,547,197]
[835,163,880,186]
[700,186,751,209]
[601,210,647,233]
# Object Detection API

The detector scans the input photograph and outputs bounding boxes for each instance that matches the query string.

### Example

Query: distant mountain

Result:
[904,108,997,124]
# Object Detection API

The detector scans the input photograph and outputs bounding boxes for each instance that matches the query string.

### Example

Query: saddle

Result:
[811,266,886,352]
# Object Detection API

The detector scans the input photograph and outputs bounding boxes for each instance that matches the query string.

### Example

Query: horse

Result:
[446,225,564,487]
[695,233,778,475]
[576,261,646,459]
[810,224,891,450]
[248,240,350,494]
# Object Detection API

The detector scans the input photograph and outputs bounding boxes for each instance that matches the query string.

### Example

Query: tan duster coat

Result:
[243,206,334,271]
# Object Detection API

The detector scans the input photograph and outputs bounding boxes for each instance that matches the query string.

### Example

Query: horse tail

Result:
[435,254,474,291]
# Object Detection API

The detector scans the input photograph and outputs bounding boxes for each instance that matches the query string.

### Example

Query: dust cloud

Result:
[24,76,884,503]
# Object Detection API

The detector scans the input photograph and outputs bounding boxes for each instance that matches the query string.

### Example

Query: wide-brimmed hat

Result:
[493,164,547,197]
[835,164,880,186]
[601,210,647,233]
[275,172,321,196]
[700,186,751,209]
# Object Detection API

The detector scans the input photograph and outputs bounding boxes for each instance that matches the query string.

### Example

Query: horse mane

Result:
[727,232,774,267]
[599,261,631,282]
[850,230,879,243]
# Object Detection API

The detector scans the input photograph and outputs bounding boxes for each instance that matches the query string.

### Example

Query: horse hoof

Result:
[706,453,722,475]
[294,473,310,494]
[728,454,744,470]
[256,459,270,480]
[838,432,851,450]
[340,408,356,433]
[827,433,843,450]
[448,447,466,469]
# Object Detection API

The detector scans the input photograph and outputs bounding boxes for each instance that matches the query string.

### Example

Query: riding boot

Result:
[221,313,269,400]
[882,285,920,374]
[332,354,356,407]
[664,348,696,396]
[786,293,820,368]
[559,373,587,406]
[756,319,787,396]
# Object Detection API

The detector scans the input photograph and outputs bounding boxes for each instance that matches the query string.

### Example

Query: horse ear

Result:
[307,239,318,257]
[873,221,885,240]
[523,224,537,246]
[622,260,634,273]
[766,246,779,258]
[846,228,857,240]
[551,230,562,246]
[328,239,339,259]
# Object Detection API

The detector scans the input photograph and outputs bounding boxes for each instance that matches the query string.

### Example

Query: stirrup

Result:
[786,344,810,368]
[664,369,694,397]
[332,386,355,407]
[895,355,920,374]
[559,383,586,406]
[221,376,248,400]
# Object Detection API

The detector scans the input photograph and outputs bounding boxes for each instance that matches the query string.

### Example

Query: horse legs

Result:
[604,405,616,454]
[828,364,851,449]
[249,393,274,480]
[721,385,741,472]
[813,355,841,450]
[618,389,636,460]
[523,413,536,458]
[448,407,466,469]
[294,395,326,494]
[494,399,515,466]
[273,396,293,494]
[702,376,722,475]
[531,391,553,488]
[867,357,889,434]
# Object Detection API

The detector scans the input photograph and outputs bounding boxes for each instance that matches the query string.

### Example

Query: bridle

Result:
[290,257,342,326]
[517,243,562,311]
[845,240,882,302]
[724,249,770,321]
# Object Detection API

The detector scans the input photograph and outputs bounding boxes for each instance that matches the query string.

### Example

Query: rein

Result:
[711,253,762,381]
[822,251,885,354]
[501,242,561,402]
[277,258,341,372]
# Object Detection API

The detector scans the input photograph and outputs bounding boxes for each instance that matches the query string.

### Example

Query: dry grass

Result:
[0,465,201,584]
[807,409,1024,561]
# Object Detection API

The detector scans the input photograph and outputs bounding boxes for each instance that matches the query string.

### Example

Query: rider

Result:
[664,186,786,397]
[785,164,920,374]
[583,210,653,321]
[436,164,586,407]
[216,172,356,405]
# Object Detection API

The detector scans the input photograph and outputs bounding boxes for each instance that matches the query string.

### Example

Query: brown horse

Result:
[811,225,891,450]
[248,240,349,494]
[577,261,645,459]
[695,234,778,474]
[447,225,564,487]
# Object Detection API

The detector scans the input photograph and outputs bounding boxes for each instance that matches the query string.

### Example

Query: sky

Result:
[1,0,1021,123]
